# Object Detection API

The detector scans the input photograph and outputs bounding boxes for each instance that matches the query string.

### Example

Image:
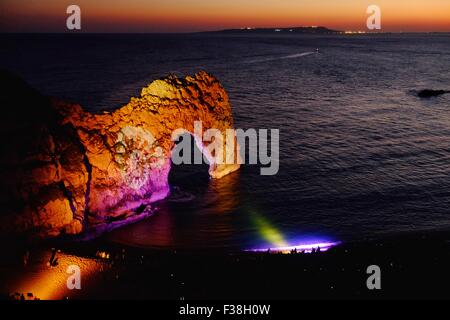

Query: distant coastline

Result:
[196,26,450,35]
[1,27,450,35]
[203,26,341,34]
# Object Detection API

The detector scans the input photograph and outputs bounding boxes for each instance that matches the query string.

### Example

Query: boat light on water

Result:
[246,241,341,254]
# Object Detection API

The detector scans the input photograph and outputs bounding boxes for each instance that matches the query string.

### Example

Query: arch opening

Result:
[169,132,211,188]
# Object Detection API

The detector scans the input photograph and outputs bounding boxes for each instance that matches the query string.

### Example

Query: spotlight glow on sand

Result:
[3,250,104,300]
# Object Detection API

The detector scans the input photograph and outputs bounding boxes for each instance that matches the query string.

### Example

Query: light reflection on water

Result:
[105,166,339,251]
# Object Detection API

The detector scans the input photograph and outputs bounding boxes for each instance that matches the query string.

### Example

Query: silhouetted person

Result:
[49,248,58,267]
[23,250,30,267]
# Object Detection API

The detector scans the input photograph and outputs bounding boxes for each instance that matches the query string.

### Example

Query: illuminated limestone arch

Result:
[61,71,241,230]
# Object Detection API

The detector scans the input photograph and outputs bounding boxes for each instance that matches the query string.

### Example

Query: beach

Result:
[2,230,450,300]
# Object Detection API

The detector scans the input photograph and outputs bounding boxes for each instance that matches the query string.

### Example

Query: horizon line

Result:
[2,24,450,35]
[1,30,450,35]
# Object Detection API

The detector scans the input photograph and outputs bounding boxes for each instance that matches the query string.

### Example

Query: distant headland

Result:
[200,26,450,35]
[204,26,342,34]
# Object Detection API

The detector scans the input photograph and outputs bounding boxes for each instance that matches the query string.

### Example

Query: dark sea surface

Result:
[1,33,450,250]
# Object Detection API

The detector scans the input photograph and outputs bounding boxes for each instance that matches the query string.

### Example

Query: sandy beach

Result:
[2,230,450,300]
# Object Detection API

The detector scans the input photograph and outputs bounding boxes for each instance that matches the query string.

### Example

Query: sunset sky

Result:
[1,0,449,33]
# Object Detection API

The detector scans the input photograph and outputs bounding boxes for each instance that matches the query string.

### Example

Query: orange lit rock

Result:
[0,71,239,238]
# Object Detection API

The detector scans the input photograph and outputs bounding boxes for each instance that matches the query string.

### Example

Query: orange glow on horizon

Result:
[0,0,449,32]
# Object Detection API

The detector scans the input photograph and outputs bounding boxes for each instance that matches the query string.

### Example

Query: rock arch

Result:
[0,71,240,238]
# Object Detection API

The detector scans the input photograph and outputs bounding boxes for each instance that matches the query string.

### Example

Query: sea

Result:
[1,33,450,251]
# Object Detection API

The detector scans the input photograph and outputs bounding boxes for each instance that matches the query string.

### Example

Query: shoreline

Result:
[2,227,450,299]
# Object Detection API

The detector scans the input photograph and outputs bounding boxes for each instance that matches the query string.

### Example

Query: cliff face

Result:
[0,71,239,238]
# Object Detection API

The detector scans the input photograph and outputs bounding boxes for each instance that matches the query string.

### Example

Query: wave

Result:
[244,51,316,64]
